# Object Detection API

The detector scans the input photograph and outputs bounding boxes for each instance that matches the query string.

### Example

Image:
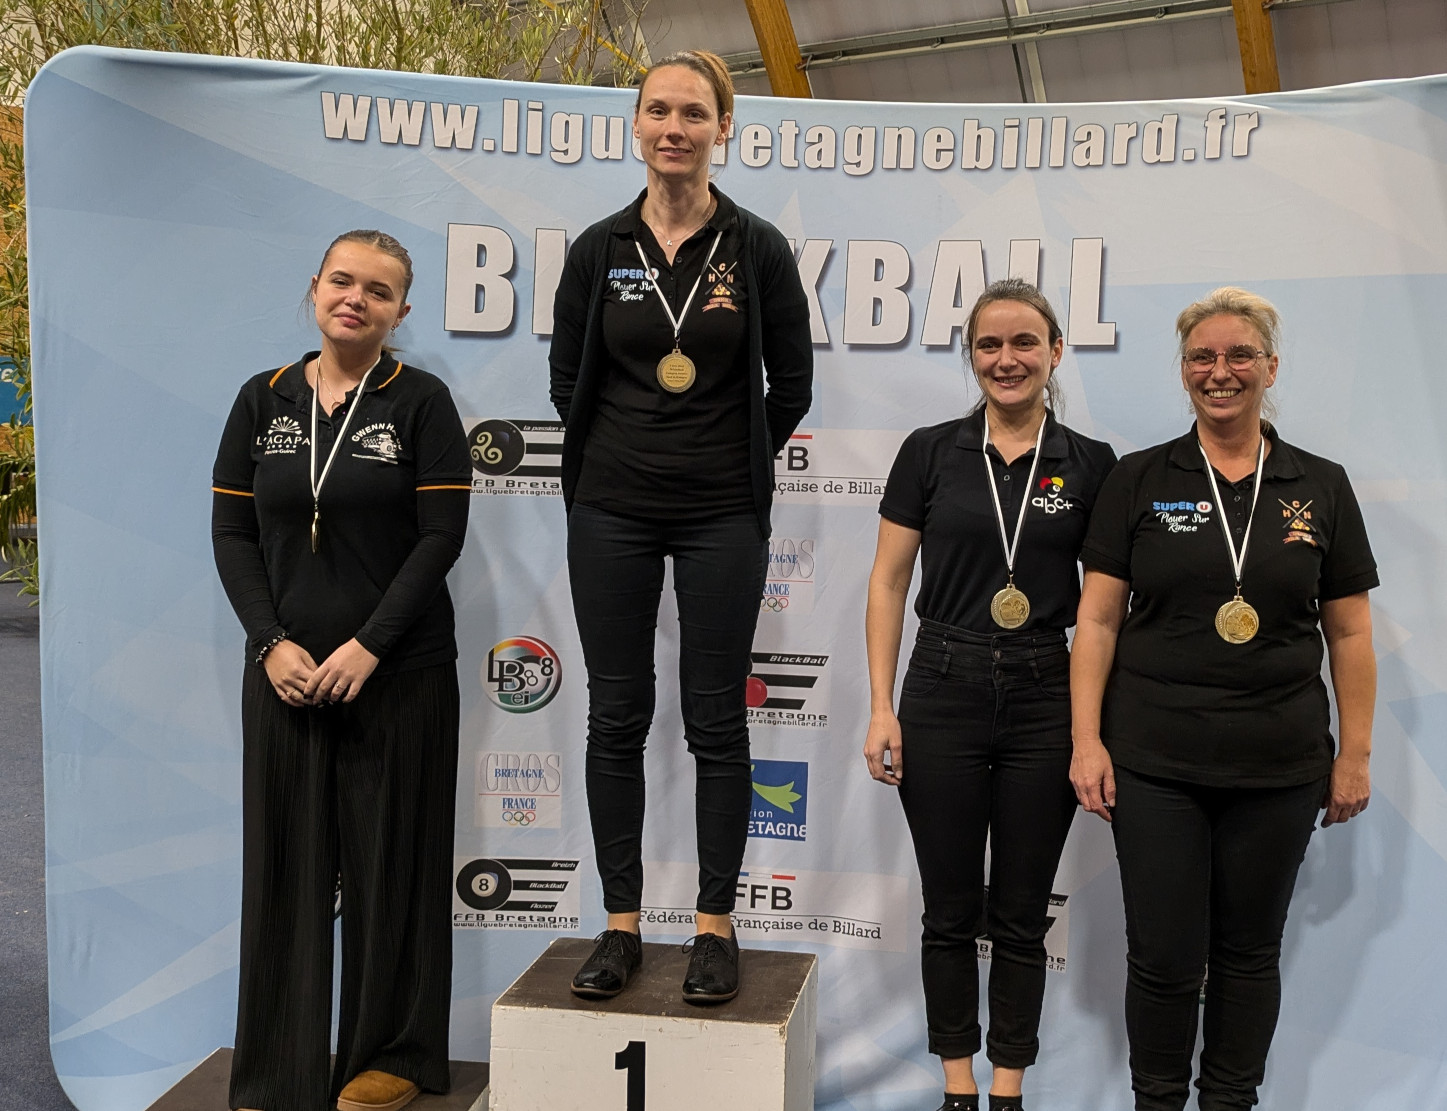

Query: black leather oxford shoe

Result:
[570,929,643,999]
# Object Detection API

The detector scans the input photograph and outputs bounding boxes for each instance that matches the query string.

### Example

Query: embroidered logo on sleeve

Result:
[1280,499,1317,546]
[351,422,402,463]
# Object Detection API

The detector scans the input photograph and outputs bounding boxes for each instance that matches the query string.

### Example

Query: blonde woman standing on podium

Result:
[548,50,812,1004]
[864,280,1116,1111]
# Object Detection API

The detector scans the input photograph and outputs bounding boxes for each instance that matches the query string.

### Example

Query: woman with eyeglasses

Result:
[1070,287,1378,1111]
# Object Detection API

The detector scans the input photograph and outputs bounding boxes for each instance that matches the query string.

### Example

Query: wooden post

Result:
[1231,0,1281,94]
[742,0,813,99]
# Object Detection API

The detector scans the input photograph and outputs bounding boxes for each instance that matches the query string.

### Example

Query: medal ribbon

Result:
[983,412,1048,582]
[634,230,723,354]
[1198,434,1266,593]
[310,356,380,550]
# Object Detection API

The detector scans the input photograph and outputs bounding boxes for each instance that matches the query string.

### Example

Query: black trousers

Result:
[229,664,458,1111]
[1112,764,1326,1111]
[895,621,1077,1067]
[566,502,767,915]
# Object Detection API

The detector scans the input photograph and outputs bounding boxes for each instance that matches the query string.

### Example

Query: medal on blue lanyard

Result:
[634,231,723,394]
[1199,435,1265,643]
[309,357,379,553]
[983,412,1047,629]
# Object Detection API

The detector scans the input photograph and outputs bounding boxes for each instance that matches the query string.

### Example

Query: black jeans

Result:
[1112,764,1326,1111]
[567,502,767,915]
[895,620,1077,1067]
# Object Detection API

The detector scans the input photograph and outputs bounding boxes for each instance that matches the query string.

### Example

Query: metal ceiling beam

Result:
[720,0,1349,79]
[1232,0,1282,92]
[1011,0,1049,103]
[742,0,814,97]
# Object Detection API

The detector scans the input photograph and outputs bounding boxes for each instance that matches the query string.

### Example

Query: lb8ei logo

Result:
[483,636,562,713]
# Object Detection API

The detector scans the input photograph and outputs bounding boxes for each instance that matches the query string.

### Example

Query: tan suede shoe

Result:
[336,1070,420,1111]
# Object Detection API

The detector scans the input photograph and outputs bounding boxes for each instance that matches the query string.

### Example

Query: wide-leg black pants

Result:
[229,663,459,1111]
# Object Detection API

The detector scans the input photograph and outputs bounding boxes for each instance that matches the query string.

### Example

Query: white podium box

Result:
[489,937,817,1111]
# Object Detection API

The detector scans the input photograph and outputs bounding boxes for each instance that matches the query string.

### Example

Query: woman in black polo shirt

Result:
[549,50,812,1004]
[212,230,471,1111]
[1071,286,1377,1111]
[864,279,1116,1111]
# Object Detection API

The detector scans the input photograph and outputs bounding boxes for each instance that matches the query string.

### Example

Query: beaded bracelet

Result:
[254,632,287,665]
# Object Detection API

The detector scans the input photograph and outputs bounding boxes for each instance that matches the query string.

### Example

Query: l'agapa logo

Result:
[258,415,308,455]
[748,759,808,841]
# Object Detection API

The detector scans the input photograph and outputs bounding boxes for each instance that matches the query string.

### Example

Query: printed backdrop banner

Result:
[25,46,1447,1111]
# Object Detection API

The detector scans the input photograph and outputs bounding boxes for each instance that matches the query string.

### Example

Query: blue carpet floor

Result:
[0,583,76,1110]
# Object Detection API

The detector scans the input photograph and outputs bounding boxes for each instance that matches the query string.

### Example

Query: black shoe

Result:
[934,1097,979,1111]
[571,929,643,999]
[681,929,740,1004]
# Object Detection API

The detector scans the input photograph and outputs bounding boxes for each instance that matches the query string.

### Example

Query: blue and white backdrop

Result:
[24,45,1447,1111]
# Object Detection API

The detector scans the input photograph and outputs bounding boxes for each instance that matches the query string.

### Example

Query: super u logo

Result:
[483,636,562,713]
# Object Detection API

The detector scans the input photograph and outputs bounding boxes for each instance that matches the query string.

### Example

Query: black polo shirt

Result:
[211,351,472,673]
[574,186,752,519]
[1081,425,1378,787]
[879,410,1117,632]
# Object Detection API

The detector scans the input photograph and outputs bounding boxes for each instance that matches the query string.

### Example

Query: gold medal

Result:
[656,349,697,393]
[635,233,722,397]
[981,413,1048,634]
[1214,596,1259,644]
[990,584,1030,629]
[1198,437,1267,645]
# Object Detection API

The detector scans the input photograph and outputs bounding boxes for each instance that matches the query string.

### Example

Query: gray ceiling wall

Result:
[629,0,1447,103]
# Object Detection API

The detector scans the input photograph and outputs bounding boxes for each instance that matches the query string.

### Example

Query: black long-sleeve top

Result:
[549,186,813,534]
[211,352,472,672]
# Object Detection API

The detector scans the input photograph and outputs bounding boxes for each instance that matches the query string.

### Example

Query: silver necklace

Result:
[653,197,717,247]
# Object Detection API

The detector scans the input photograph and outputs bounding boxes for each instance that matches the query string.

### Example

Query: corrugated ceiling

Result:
[629,0,1447,103]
